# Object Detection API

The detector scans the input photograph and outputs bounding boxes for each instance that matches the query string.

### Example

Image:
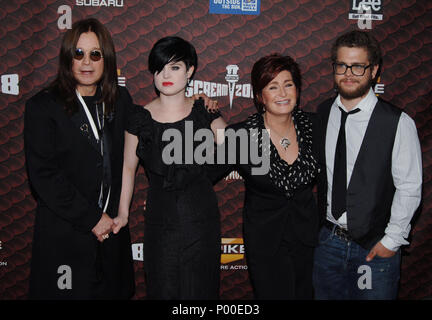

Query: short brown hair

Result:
[331,30,382,66]
[251,54,302,113]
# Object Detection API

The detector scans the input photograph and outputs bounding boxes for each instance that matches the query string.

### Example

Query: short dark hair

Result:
[331,30,382,66]
[148,37,197,95]
[148,36,197,75]
[52,18,118,114]
[251,54,302,113]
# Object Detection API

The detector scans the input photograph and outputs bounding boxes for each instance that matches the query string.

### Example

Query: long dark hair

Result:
[51,18,118,114]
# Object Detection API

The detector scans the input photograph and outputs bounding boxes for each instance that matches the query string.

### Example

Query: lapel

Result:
[317,98,334,171]
[314,97,335,216]
[69,98,102,155]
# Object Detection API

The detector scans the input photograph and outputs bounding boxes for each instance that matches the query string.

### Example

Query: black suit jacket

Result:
[24,86,135,299]
[208,113,320,257]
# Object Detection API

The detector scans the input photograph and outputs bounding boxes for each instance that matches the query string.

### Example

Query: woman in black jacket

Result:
[209,54,320,299]
[24,18,135,299]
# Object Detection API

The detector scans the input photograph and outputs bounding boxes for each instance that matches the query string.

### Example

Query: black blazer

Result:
[208,113,320,257]
[24,86,135,299]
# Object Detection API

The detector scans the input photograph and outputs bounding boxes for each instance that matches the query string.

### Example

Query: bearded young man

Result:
[312,30,422,300]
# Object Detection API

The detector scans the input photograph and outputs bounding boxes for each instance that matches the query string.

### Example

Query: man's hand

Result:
[366,241,396,261]
[92,212,114,242]
[192,93,219,112]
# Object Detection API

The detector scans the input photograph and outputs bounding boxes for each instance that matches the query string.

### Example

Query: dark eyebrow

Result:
[335,61,368,65]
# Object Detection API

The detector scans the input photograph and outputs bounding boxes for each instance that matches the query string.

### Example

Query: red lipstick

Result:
[162,82,173,86]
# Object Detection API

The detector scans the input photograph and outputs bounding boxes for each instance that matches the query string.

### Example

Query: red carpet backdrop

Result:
[0,0,431,300]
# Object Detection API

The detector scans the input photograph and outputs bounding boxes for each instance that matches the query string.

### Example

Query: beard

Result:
[335,75,373,100]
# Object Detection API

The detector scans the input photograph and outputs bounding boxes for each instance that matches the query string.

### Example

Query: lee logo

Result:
[349,0,383,28]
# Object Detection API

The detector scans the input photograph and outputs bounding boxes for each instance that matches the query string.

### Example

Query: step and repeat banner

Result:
[0,0,431,299]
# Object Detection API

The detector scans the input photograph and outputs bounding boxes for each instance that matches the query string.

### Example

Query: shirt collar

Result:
[335,88,377,114]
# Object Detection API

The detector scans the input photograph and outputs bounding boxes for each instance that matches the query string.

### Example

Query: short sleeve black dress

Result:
[127,100,221,299]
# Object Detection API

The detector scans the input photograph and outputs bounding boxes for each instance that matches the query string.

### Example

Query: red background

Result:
[0,0,431,300]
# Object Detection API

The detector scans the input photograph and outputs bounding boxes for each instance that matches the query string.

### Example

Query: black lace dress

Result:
[127,100,221,299]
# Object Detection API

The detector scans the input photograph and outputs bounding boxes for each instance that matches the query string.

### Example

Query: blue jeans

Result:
[313,226,401,300]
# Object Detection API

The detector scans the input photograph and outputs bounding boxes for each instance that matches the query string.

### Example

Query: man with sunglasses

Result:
[24,18,136,299]
[313,30,422,299]
[74,47,104,61]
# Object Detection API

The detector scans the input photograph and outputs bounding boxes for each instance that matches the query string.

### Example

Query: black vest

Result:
[315,97,402,249]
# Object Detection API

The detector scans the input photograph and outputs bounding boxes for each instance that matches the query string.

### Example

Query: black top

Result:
[126,100,222,299]
[241,110,319,197]
[25,86,135,299]
[208,110,320,256]
[127,100,221,195]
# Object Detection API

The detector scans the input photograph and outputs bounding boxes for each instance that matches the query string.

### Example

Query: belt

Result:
[324,220,353,242]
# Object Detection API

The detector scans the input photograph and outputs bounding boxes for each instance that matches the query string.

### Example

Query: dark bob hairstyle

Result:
[51,18,118,114]
[148,36,197,96]
[251,54,302,113]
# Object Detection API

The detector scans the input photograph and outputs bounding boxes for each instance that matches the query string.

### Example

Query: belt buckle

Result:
[334,226,350,241]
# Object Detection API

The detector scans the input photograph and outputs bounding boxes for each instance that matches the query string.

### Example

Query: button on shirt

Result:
[325,88,422,251]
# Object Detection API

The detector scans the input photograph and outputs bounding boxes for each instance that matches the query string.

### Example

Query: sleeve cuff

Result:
[380,235,404,252]
[75,205,103,232]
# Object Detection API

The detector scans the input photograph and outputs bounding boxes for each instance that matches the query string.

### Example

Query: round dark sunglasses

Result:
[74,48,103,61]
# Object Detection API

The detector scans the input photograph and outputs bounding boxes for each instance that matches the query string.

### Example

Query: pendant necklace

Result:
[280,137,291,150]
[264,117,292,151]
